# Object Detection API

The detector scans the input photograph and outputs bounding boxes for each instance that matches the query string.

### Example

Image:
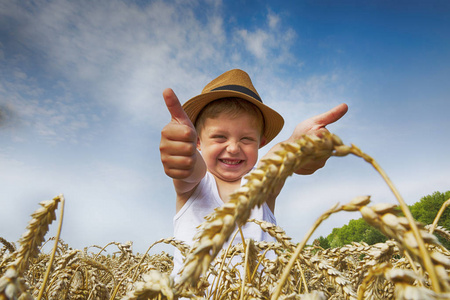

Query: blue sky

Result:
[1,0,449,254]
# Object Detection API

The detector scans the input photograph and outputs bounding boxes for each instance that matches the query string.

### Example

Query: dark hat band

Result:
[211,85,262,103]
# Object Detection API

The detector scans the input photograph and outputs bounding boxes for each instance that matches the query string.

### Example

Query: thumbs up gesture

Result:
[160,88,200,180]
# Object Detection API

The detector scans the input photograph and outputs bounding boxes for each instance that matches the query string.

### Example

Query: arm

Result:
[262,103,348,212]
[159,88,207,211]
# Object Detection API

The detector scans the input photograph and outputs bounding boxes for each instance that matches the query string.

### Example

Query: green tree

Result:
[326,218,387,248]
[409,191,450,249]
[362,227,387,245]
[314,236,330,249]
[324,191,449,249]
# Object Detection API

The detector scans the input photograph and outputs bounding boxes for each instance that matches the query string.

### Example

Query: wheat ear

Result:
[176,133,343,292]
[12,194,63,275]
[122,270,174,300]
[0,238,15,255]
[335,144,444,293]
[272,195,370,300]
[37,194,65,300]
[0,194,63,300]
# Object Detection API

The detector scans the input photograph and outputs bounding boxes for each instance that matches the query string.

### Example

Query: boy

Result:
[160,69,348,277]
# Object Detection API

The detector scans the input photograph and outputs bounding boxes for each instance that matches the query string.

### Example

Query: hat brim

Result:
[182,90,284,145]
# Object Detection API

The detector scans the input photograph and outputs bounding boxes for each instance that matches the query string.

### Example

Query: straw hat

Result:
[182,69,284,144]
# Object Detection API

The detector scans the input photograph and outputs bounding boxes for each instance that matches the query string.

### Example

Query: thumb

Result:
[163,88,194,127]
[313,103,348,128]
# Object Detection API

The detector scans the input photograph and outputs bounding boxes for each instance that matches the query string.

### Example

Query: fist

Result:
[159,88,198,179]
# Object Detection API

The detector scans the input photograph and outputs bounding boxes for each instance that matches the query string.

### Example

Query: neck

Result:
[213,176,241,203]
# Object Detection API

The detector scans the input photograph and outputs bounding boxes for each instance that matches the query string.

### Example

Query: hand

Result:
[159,88,198,179]
[290,103,348,174]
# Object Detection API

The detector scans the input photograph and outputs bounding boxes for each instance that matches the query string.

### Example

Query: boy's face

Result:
[197,111,264,183]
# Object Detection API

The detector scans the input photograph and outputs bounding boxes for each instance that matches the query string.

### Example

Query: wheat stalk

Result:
[272,196,371,300]
[1,134,448,299]
[13,194,63,275]
[176,133,343,293]
[429,199,450,235]
[248,219,293,250]
[122,270,174,300]
[335,144,443,293]
[358,203,450,293]
[37,194,65,300]
[0,238,16,255]
[0,194,63,300]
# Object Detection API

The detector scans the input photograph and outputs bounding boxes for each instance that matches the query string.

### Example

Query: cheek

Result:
[202,144,221,159]
[244,145,259,162]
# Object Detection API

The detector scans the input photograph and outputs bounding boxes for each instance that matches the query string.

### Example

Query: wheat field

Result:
[1,133,449,299]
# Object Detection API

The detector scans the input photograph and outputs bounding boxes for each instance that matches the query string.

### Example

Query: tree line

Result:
[314,191,450,249]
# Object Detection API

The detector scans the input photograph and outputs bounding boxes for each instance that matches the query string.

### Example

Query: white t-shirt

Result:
[172,172,277,279]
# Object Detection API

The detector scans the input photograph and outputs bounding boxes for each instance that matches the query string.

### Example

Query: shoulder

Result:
[175,172,214,212]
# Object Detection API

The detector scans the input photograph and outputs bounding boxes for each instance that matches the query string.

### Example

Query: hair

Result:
[195,97,265,137]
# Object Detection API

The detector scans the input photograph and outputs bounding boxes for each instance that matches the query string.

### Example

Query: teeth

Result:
[222,159,241,165]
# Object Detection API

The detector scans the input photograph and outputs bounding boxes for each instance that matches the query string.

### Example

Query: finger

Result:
[164,168,193,180]
[160,139,197,156]
[312,103,348,128]
[164,155,196,170]
[161,156,196,179]
[294,153,330,175]
[161,123,197,143]
[163,88,193,127]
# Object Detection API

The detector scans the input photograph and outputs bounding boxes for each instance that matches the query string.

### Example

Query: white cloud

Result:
[1,0,304,145]
[2,0,230,125]
[268,11,280,29]
[0,71,101,145]
[4,1,447,257]
[234,11,296,66]
[238,29,270,59]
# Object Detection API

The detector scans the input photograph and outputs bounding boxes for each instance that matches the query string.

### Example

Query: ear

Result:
[197,137,201,151]
[259,136,267,148]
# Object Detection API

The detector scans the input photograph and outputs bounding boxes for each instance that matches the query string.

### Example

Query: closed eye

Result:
[212,135,227,141]
[241,137,257,144]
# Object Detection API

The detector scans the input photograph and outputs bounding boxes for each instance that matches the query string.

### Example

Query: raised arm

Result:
[159,88,207,210]
[261,103,348,212]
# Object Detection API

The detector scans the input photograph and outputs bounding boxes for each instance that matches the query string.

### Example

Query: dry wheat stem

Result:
[0,195,63,300]
[427,225,450,244]
[249,219,293,250]
[109,263,140,300]
[356,262,391,300]
[176,134,342,293]
[122,270,174,300]
[250,246,271,281]
[37,194,65,300]
[346,145,441,293]
[272,195,372,300]
[402,249,424,287]
[209,228,242,300]
[240,239,253,300]
[430,199,450,234]
[132,238,182,282]
[271,202,343,300]
[358,202,450,294]
[295,259,308,294]
[92,242,122,260]
[2,134,448,299]
[13,194,62,276]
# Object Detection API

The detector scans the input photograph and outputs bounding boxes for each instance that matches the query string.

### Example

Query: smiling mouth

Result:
[220,159,243,165]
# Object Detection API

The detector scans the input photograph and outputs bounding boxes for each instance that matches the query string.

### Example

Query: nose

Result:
[226,140,240,154]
